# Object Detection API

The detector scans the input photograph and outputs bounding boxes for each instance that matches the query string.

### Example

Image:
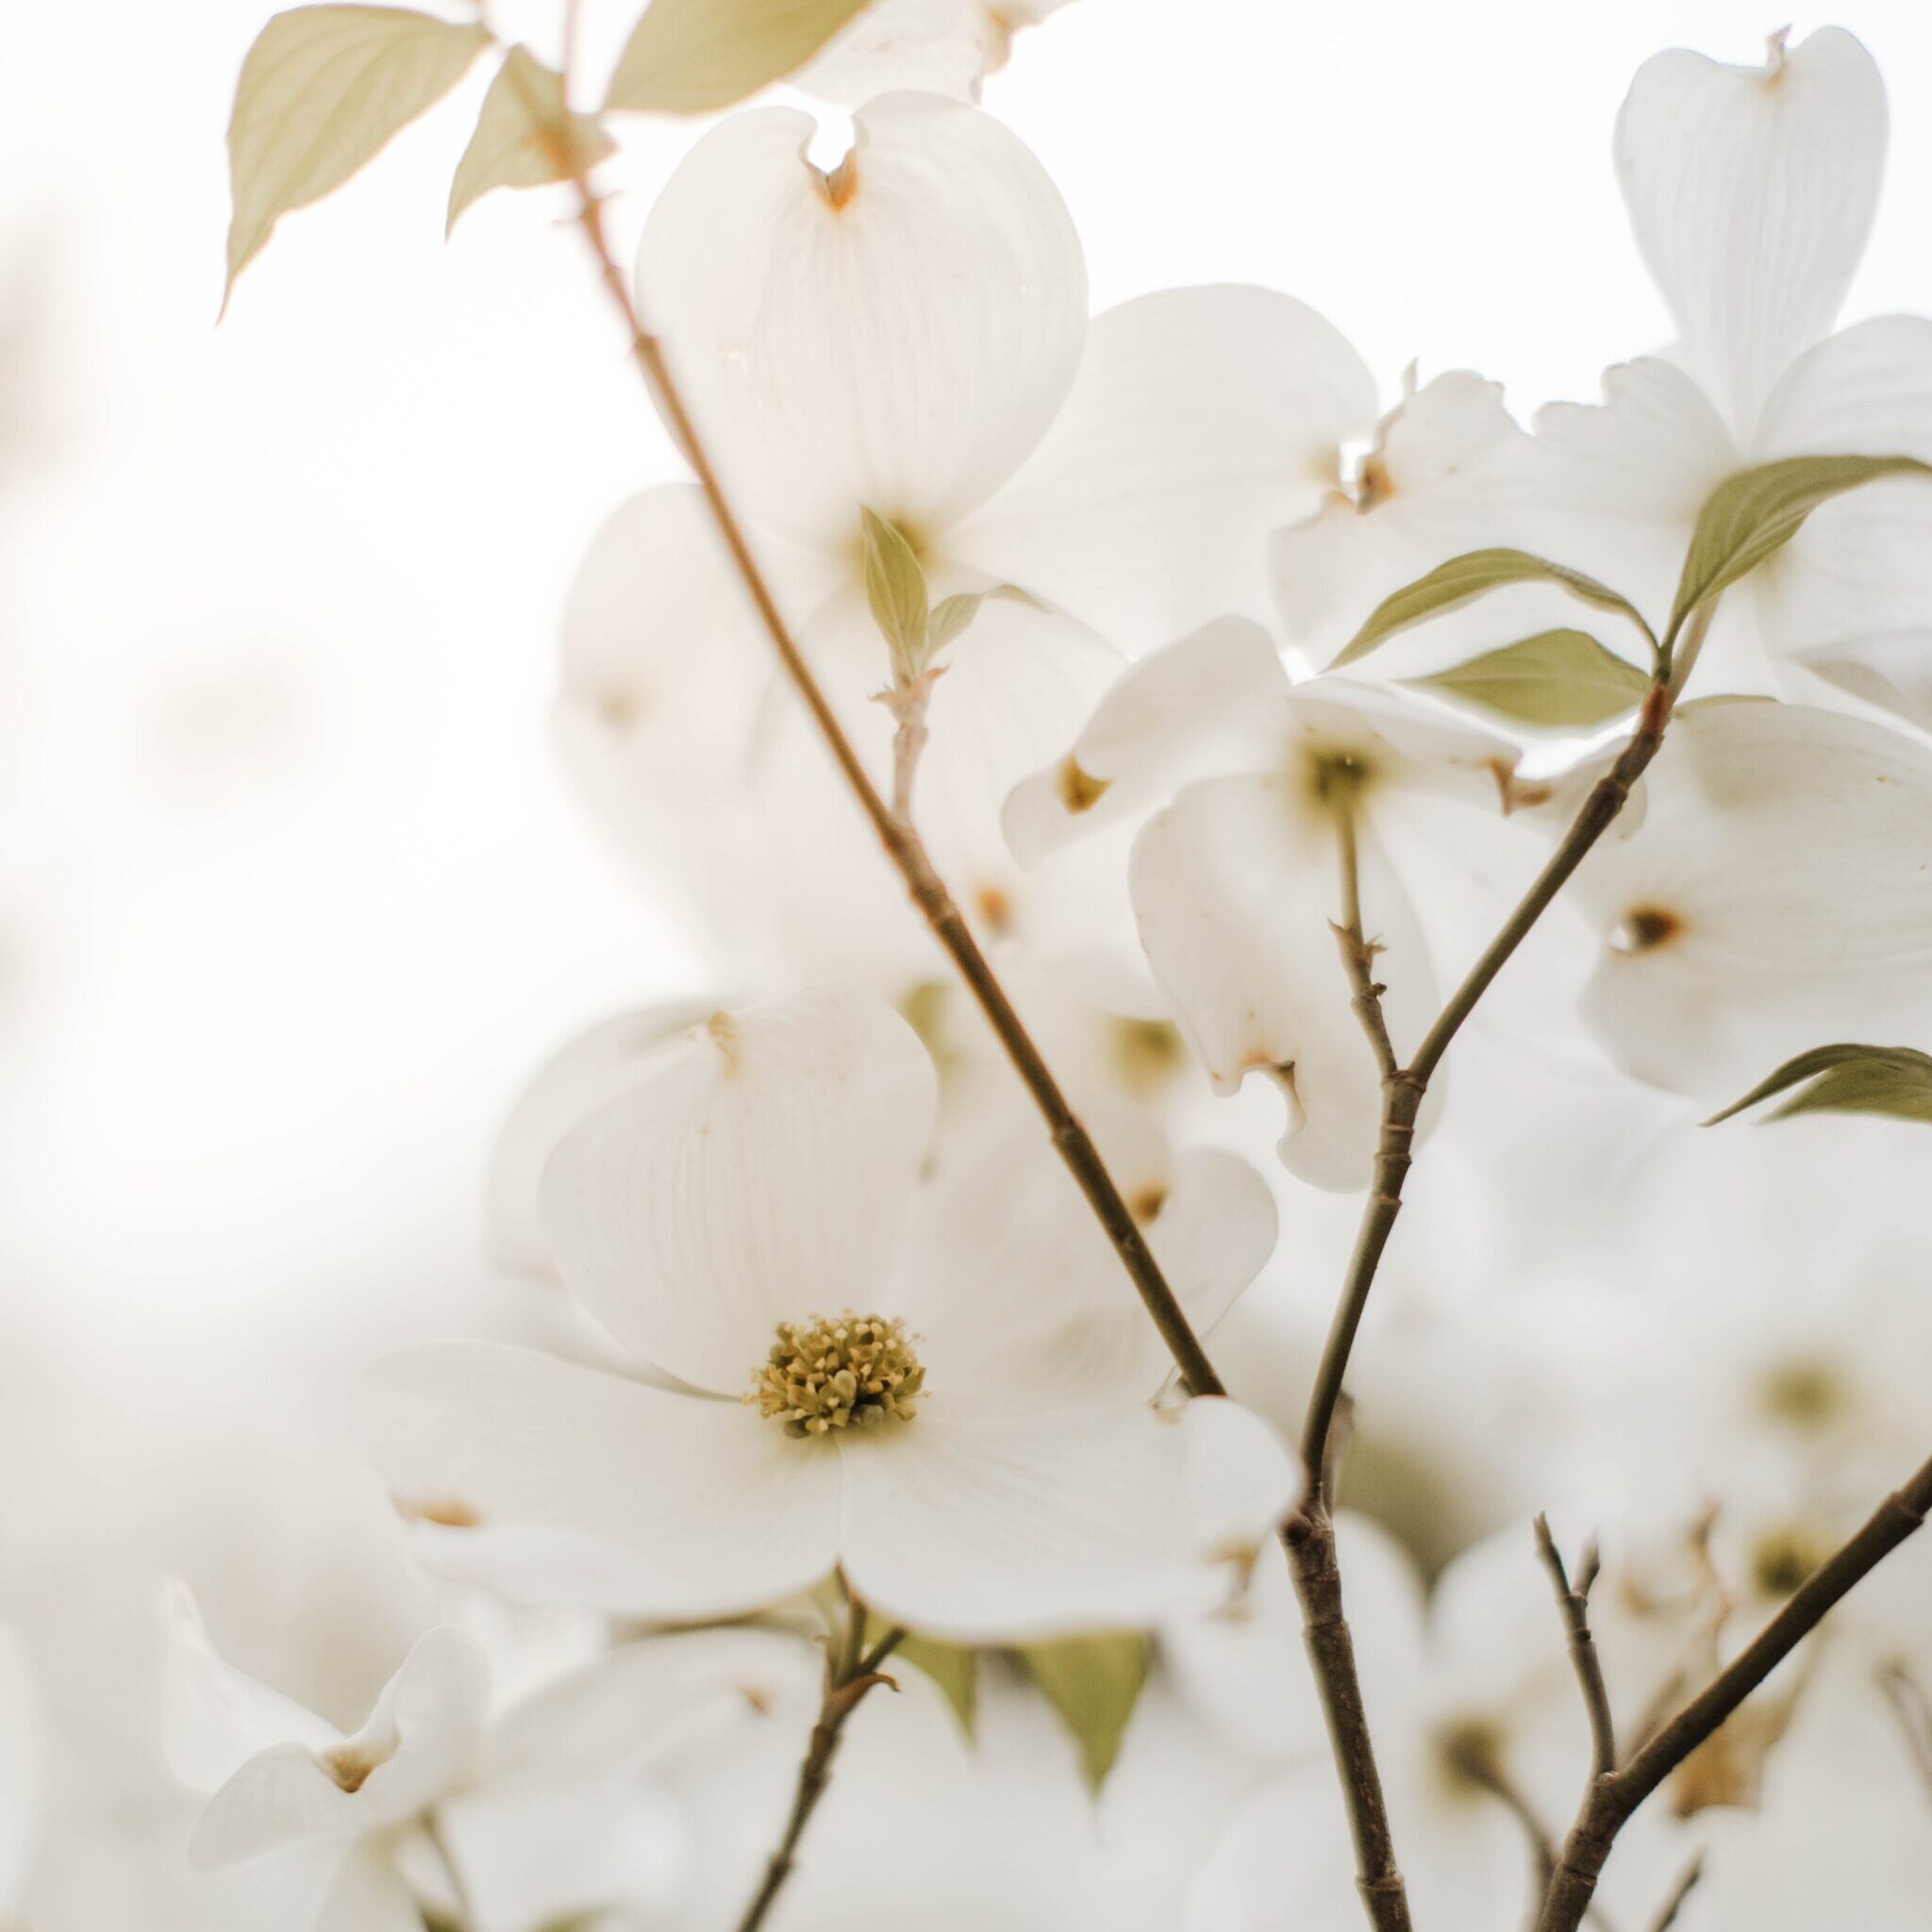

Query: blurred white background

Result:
[0,0,1927,1707]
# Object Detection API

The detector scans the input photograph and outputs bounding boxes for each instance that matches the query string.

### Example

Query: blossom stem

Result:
[1294,677,1682,1932]
[1534,1452,1932,1932]
[1644,1854,1705,1932]
[1534,1517,1617,1780]
[537,140,1227,1401]
[736,1596,904,1932]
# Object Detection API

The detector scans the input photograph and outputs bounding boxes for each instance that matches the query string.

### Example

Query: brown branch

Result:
[536,124,1225,1400]
[1535,1517,1617,1780]
[1643,1855,1704,1932]
[734,1595,901,1932]
[1535,1453,1932,1932]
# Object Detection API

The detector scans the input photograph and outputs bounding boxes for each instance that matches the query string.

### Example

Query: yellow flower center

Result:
[752,1312,924,1438]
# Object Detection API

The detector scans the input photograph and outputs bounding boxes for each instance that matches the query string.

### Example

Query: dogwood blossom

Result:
[1007,619,1522,1187]
[162,1583,808,1932]
[558,92,1374,985]
[363,991,1296,1640]
[798,0,1076,105]
[1536,28,1932,723]
[1559,699,1932,1095]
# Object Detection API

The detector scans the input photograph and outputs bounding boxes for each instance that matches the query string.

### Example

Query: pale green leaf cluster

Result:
[605,0,873,114]
[1331,548,1657,670]
[860,508,1038,680]
[1667,454,1932,636]
[1403,629,1652,729]
[447,46,615,236]
[225,5,490,304]
[1705,1044,1932,1126]
[1017,1633,1149,1794]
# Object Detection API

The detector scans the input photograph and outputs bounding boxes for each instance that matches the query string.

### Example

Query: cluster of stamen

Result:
[752,1312,924,1437]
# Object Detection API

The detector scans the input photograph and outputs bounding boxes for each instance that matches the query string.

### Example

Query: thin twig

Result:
[1535,1517,1618,1780]
[524,81,1225,1401]
[1643,1854,1705,1932]
[1535,1453,1932,1932]
[735,1593,902,1932]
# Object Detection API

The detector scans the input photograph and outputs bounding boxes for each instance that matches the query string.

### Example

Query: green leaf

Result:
[865,1620,975,1739]
[446,47,615,235]
[1018,1633,1148,1794]
[1332,549,1657,669]
[605,0,873,114]
[859,508,929,676]
[1670,455,1932,635]
[926,583,1042,652]
[225,5,491,306]
[1705,1044,1932,1127]
[1402,629,1654,729]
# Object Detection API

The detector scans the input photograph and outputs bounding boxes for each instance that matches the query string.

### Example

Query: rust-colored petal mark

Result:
[1621,904,1685,953]
[818,148,859,211]
[1057,755,1110,814]
[393,1491,481,1529]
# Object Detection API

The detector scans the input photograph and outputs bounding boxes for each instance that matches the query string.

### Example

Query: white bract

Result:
[1561,699,1932,1096]
[1008,620,1521,1188]
[362,991,1297,1641]
[797,0,1076,106]
[558,90,1374,985]
[1538,28,1932,723]
[162,1584,808,1932]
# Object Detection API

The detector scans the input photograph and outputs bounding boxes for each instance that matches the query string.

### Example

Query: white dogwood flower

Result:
[1536,29,1932,724]
[1006,620,1522,1188]
[558,92,1374,984]
[162,1585,807,1932]
[362,990,1296,1641]
[1561,699,1932,1096]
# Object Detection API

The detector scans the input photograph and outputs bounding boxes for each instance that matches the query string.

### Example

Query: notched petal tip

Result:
[1057,754,1110,814]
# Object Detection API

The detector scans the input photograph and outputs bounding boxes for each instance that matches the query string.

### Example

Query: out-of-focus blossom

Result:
[1560,699,1932,1097]
[363,991,1295,1640]
[1007,620,1520,1187]
[0,1626,43,1924]
[164,1585,808,1932]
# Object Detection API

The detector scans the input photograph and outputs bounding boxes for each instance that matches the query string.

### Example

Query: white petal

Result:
[1748,317,1932,728]
[1270,373,1568,674]
[1003,618,1292,867]
[191,1626,488,1867]
[1128,774,1440,1190]
[0,1628,43,1915]
[896,1103,1277,1409]
[797,0,1022,105]
[536,991,936,1393]
[481,1628,814,1785]
[159,1580,340,1797]
[639,92,1085,550]
[950,287,1378,653]
[313,1842,424,1932]
[1569,699,1932,1094]
[840,1396,1300,1642]
[486,1002,714,1278]
[359,1342,842,1618]
[1613,26,1887,436]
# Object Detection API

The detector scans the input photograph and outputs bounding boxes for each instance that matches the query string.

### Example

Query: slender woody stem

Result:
[531,115,1224,1400]
[1534,1453,1932,1932]
[1293,678,1679,1932]
[735,1595,904,1932]
[1535,1517,1617,1780]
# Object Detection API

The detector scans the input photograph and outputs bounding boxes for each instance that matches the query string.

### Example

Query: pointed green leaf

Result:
[925,583,1042,652]
[859,508,929,676]
[605,0,873,114]
[1332,549,1657,669]
[865,1619,975,1739]
[1670,455,1932,634]
[225,6,491,305]
[1705,1044,1932,1127]
[1018,1633,1148,1794]
[446,47,615,236]
[1402,629,1653,729]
